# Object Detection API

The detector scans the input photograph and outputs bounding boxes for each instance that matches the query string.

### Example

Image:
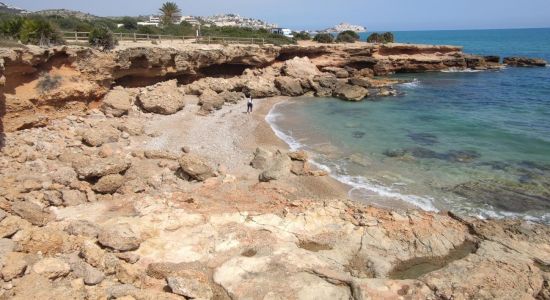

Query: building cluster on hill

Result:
[322,22,367,33]
[197,14,278,29]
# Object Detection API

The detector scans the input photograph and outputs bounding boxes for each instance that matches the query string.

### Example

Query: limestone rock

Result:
[11,200,53,226]
[1,252,28,281]
[144,150,179,160]
[98,223,142,251]
[242,76,280,98]
[503,57,547,67]
[167,276,213,300]
[32,257,70,279]
[178,154,216,181]
[334,83,369,101]
[66,220,99,238]
[80,240,106,268]
[250,147,273,170]
[259,151,291,182]
[138,80,185,115]
[288,150,308,161]
[117,119,145,136]
[282,56,320,79]
[51,166,78,186]
[71,260,105,285]
[275,76,304,96]
[0,209,6,222]
[92,174,124,194]
[62,189,87,206]
[219,91,245,104]
[73,156,131,179]
[101,88,133,117]
[82,124,120,147]
[322,66,349,78]
[199,89,224,112]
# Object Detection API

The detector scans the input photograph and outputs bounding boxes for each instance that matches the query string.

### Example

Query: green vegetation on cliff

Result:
[367,32,395,43]
[336,30,360,43]
[313,33,334,43]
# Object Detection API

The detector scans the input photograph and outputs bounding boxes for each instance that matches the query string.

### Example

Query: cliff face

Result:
[0,42,517,132]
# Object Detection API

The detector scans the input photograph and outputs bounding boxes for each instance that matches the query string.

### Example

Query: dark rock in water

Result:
[407,132,438,146]
[477,161,512,171]
[517,161,550,171]
[352,131,366,139]
[449,179,550,213]
[503,57,547,67]
[407,147,441,159]
[416,115,440,122]
[443,150,481,163]
[384,148,408,158]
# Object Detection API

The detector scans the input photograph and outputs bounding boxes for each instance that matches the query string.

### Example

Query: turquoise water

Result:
[269,28,550,223]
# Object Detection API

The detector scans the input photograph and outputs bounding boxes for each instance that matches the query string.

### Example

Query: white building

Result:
[271,28,293,38]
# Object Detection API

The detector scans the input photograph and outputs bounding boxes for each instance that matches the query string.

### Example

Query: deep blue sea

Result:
[269,28,550,223]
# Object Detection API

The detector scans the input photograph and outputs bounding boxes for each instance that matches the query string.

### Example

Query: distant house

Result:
[137,15,161,27]
[271,28,293,38]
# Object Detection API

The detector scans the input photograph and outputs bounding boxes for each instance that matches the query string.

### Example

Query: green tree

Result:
[19,18,64,46]
[159,2,181,25]
[367,32,395,43]
[382,32,395,43]
[293,31,311,40]
[88,26,118,51]
[121,17,138,31]
[336,30,359,43]
[313,33,334,43]
[0,16,24,39]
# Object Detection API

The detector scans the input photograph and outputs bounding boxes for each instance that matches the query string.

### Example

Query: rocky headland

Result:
[0,42,549,299]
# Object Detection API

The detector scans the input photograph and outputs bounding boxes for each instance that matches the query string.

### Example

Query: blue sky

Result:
[8,0,550,31]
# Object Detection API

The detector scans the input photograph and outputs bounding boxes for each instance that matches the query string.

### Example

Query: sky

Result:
[7,0,550,31]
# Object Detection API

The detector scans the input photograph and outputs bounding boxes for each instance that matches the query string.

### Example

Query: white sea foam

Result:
[442,67,482,73]
[399,78,420,89]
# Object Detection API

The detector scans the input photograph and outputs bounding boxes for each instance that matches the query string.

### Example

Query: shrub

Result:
[121,17,138,31]
[382,32,395,43]
[367,32,395,44]
[336,30,360,43]
[293,31,311,40]
[88,26,118,50]
[0,16,24,39]
[19,18,64,46]
[313,33,334,44]
[36,73,62,93]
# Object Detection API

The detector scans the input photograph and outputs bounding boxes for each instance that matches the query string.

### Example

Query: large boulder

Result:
[138,80,185,115]
[282,57,320,79]
[167,276,213,299]
[178,154,216,181]
[275,76,304,96]
[250,147,273,170]
[92,174,125,194]
[184,77,236,95]
[334,83,369,101]
[311,74,339,96]
[219,91,245,104]
[73,156,131,179]
[62,189,87,206]
[11,200,53,226]
[32,258,70,279]
[259,151,292,182]
[242,76,280,98]
[98,223,142,251]
[101,88,134,117]
[322,67,350,78]
[82,124,120,147]
[199,89,224,112]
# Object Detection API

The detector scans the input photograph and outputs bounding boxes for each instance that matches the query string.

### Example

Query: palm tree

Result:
[159,2,181,25]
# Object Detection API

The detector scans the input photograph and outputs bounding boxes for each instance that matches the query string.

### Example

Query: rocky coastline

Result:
[0,42,549,299]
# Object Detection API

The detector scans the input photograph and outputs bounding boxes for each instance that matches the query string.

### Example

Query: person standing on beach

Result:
[247,96,253,114]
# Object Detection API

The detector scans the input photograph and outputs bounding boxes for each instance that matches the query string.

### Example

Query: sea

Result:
[267,28,550,223]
